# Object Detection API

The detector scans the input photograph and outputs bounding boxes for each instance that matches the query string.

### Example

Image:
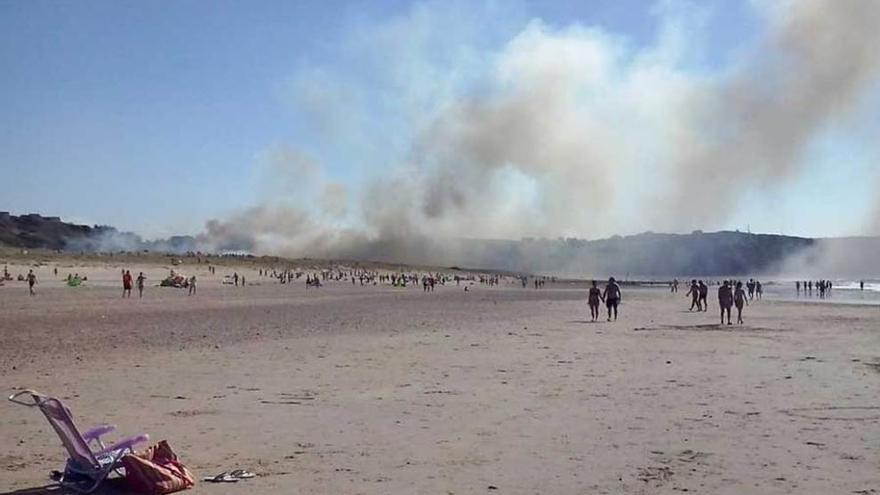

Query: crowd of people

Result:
[6,262,861,331]
[795,280,834,298]
[673,277,769,323]
[583,276,755,324]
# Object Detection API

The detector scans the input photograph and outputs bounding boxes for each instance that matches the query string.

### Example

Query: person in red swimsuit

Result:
[122,270,133,298]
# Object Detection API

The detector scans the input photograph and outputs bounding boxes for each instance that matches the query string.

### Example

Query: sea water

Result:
[762,280,880,305]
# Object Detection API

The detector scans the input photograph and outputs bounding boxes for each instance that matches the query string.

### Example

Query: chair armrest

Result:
[95,433,149,456]
[82,424,117,442]
[7,389,45,406]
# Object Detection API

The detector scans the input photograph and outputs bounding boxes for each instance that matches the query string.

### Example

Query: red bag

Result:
[122,440,196,495]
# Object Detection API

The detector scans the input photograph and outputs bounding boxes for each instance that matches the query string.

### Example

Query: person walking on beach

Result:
[698,280,709,312]
[122,270,133,298]
[188,275,197,295]
[27,269,37,296]
[588,280,603,322]
[686,280,701,311]
[755,280,763,300]
[233,272,239,287]
[718,280,733,325]
[602,277,622,322]
[136,272,146,298]
[734,281,748,324]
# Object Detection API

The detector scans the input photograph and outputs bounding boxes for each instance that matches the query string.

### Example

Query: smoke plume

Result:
[663,0,880,229]
[197,0,880,269]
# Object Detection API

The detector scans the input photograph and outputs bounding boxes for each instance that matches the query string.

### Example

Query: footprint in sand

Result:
[169,409,218,417]
[783,406,880,421]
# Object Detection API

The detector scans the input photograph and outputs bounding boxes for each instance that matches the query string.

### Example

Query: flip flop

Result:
[230,469,256,479]
[203,472,239,483]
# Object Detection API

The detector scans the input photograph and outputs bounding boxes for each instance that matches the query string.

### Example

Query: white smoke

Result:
[661,0,880,229]
[199,0,880,267]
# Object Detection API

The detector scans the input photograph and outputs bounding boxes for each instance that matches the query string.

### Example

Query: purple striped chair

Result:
[9,389,149,493]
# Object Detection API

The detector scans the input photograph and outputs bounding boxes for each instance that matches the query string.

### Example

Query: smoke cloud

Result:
[869,173,880,236]
[197,0,880,269]
[663,0,880,229]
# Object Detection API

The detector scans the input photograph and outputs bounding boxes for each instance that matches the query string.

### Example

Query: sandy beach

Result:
[2,260,879,494]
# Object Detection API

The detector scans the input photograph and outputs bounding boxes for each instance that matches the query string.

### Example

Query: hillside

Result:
[2,212,872,276]
[0,212,193,253]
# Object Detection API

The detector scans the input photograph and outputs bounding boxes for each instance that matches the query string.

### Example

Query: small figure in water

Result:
[587,280,603,322]
[602,277,622,322]
[734,281,748,324]
[861,280,865,291]
[718,280,733,325]
[796,281,800,295]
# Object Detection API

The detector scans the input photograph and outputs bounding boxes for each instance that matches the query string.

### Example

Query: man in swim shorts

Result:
[718,280,733,325]
[602,277,622,322]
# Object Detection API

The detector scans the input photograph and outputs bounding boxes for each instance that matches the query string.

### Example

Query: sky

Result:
[1,0,879,246]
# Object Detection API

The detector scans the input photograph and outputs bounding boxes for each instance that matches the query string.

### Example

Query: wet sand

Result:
[1,263,879,494]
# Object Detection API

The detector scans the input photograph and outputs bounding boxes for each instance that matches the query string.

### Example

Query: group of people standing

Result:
[795,280,832,298]
[685,280,709,311]
[589,277,753,325]
[745,279,763,300]
[121,269,148,297]
[684,278,757,323]
[717,280,749,325]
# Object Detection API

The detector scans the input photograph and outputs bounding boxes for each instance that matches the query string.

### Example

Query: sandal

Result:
[230,469,256,479]
[203,472,239,483]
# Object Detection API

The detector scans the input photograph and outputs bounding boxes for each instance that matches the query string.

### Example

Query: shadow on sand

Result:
[2,479,138,495]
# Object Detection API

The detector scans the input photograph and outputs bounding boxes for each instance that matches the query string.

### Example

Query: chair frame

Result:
[9,389,149,493]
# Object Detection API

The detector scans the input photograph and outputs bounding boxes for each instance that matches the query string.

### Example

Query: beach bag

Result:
[122,440,195,494]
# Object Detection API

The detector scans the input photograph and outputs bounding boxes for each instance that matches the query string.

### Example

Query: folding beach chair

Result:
[9,389,149,493]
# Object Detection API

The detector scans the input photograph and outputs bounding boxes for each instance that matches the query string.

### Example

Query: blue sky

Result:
[1,0,877,241]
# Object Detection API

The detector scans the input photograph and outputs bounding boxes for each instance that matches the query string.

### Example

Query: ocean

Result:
[762,280,880,305]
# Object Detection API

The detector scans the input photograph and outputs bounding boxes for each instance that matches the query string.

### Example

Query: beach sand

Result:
[1,261,879,494]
